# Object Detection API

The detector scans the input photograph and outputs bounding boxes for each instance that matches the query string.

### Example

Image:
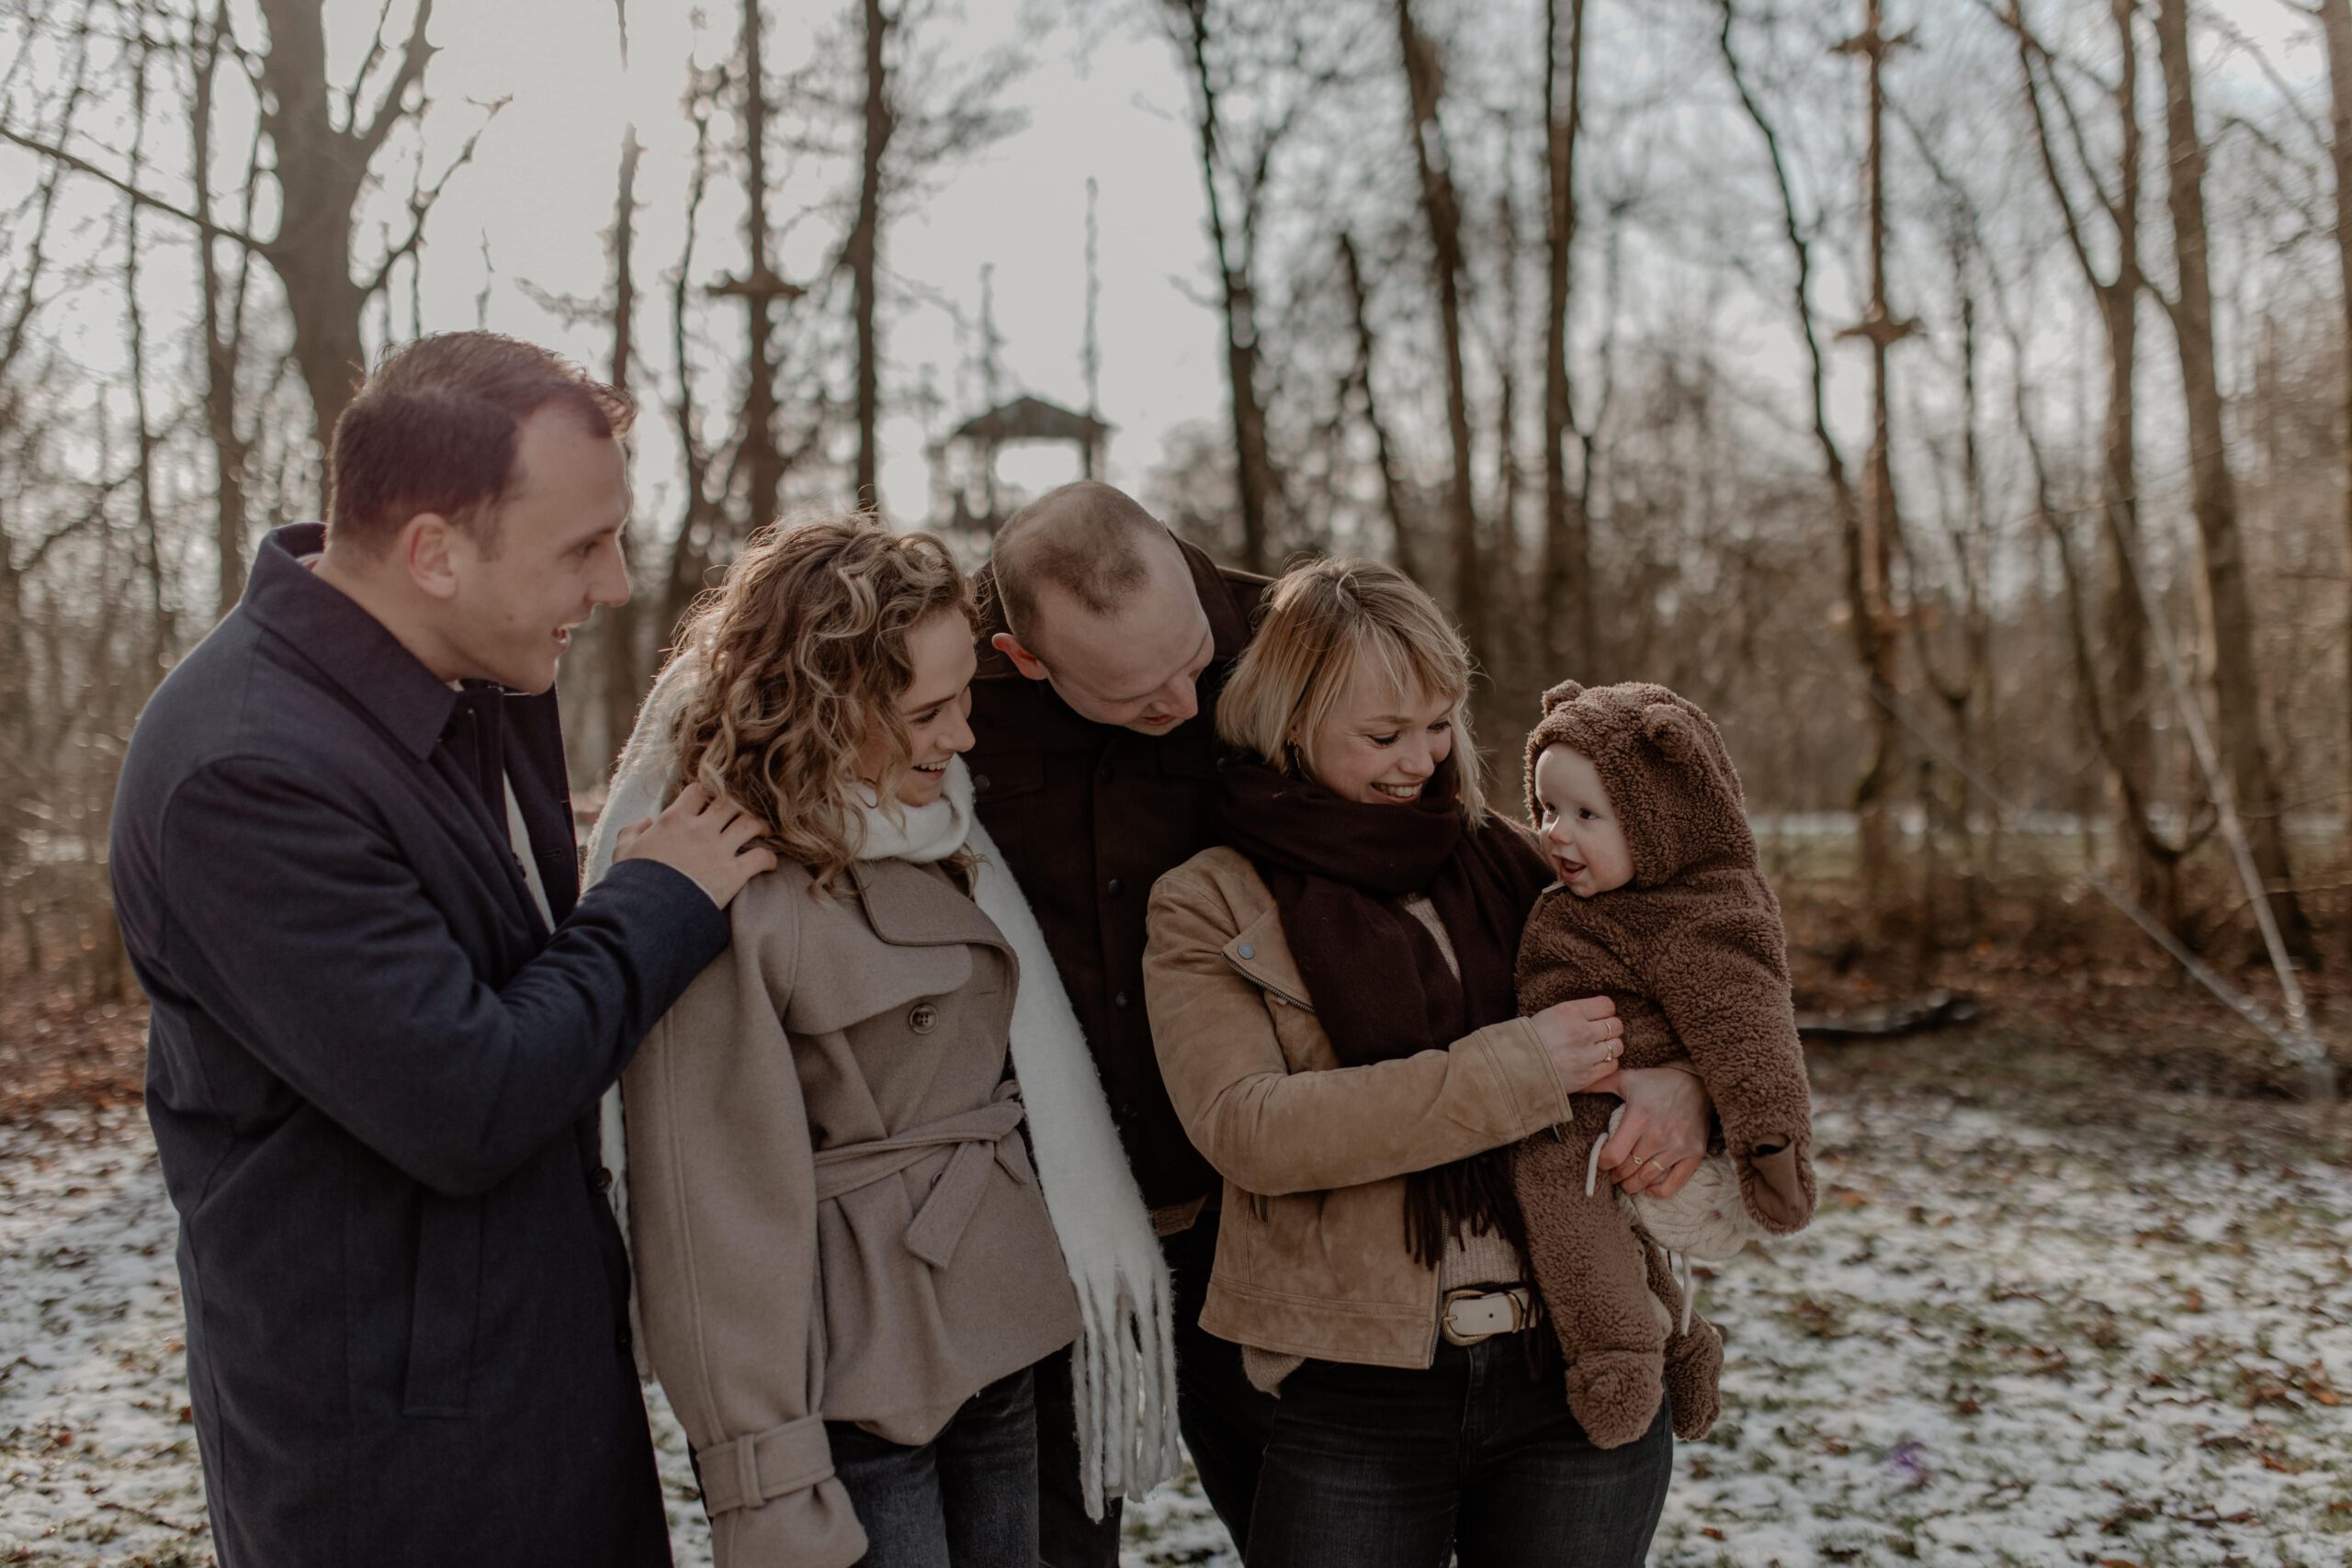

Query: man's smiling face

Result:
[440,406,632,694]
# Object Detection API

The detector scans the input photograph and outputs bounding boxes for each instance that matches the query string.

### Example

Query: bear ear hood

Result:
[1523,681,1756,886]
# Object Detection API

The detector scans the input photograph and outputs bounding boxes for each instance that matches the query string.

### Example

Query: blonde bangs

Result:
[1216,558,1487,820]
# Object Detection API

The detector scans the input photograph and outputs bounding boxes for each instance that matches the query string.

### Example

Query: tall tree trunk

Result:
[600,127,645,769]
[1836,0,1912,914]
[2323,0,2352,843]
[190,0,253,619]
[2011,0,2172,919]
[850,0,894,506]
[1396,0,1483,665]
[735,0,788,534]
[1339,231,1416,581]
[2152,0,2317,961]
[1716,0,1882,910]
[1173,0,1275,573]
[1492,130,1524,669]
[1541,0,1590,678]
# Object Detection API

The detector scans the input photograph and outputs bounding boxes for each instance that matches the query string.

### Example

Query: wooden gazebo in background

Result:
[929,393,1113,535]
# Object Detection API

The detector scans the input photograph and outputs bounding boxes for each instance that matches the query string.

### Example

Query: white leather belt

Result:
[1440,1285,1532,1346]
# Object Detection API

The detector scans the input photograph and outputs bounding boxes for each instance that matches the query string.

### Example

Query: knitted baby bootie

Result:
[1566,1348,1667,1450]
[1662,1315,1724,1439]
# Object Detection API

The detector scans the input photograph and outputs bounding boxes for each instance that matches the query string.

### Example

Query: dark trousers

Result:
[1037,1212,1278,1566]
[829,1367,1040,1568]
[1244,1336,1673,1568]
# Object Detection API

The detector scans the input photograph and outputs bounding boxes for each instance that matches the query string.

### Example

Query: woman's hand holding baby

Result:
[1596,1066,1712,1198]
[1529,995,1625,1094]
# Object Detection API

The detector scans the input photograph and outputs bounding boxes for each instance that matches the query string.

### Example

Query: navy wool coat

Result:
[108,524,729,1567]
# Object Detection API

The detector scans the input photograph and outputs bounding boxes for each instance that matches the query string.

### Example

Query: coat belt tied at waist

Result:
[812,1086,1034,1268]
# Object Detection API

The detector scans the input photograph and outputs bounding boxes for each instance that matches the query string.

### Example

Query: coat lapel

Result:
[848,858,1012,958]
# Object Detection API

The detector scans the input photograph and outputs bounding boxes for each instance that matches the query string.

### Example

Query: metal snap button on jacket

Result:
[909,1003,940,1033]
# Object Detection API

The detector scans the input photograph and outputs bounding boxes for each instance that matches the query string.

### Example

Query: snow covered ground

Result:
[4,1078,2347,1567]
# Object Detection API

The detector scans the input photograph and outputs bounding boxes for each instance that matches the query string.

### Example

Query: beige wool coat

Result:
[623,854,1082,1568]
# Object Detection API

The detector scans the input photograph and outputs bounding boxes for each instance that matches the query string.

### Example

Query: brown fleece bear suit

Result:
[1512,680,1815,1450]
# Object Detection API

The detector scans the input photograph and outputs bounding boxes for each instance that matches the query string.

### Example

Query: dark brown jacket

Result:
[967,536,1266,1210]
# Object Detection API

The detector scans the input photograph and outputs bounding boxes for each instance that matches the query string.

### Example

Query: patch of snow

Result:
[6,1089,2348,1566]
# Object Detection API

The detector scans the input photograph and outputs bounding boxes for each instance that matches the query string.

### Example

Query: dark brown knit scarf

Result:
[1217,758,1557,1269]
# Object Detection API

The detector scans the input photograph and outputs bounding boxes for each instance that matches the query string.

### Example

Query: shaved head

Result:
[990,480,1182,646]
[987,481,1214,735]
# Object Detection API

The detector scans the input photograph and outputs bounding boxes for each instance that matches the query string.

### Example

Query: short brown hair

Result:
[670,514,976,890]
[1216,558,1487,820]
[989,480,1169,650]
[326,332,635,554]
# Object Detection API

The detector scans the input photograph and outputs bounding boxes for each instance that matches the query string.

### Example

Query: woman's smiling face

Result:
[855,609,977,807]
[1301,659,1458,807]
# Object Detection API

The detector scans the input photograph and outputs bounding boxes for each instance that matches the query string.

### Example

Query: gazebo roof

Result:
[948,394,1113,446]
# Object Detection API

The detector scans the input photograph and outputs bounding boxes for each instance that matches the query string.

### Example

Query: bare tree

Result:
[1832,0,1914,917]
[1396,0,1485,666]
[1714,0,1894,912]
[5,0,500,443]
[2149,0,2316,961]
[598,120,645,767]
[1164,0,1308,573]
[1338,229,1418,580]
[848,0,893,504]
[2320,0,2352,840]
[1540,0,1590,678]
[2005,0,2188,917]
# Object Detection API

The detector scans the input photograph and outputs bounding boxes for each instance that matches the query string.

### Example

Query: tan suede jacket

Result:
[625,856,1081,1568]
[1141,847,1577,1371]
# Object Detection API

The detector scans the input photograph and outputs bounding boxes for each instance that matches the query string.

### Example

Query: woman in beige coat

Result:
[1141,560,1714,1568]
[591,518,1177,1568]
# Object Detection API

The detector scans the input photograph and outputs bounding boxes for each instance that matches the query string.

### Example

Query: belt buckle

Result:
[1440,1285,1527,1347]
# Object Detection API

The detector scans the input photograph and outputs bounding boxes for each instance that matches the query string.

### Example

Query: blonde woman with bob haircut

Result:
[583,515,1178,1568]
[1141,558,1707,1567]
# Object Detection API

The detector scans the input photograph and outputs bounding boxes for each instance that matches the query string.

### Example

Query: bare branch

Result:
[0,124,262,248]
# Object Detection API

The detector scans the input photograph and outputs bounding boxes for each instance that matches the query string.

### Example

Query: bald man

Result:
[967,482,1275,1565]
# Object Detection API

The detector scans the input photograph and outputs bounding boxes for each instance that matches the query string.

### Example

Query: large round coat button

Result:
[910,1003,940,1033]
[1237,942,1255,960]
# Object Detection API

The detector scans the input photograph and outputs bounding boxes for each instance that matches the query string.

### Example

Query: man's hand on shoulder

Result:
[615,783,776,908]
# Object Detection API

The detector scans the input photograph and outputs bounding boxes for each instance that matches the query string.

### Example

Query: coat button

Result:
[1237,942,1255,960]
[1114,992,1131,1010]
[1107,877,1125,897]
[974,773,991,793]
[910,1003,940,1033]
[592,1167,614,1192]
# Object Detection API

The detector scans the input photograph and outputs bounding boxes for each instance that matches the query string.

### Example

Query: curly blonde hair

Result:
[668,513,976,888]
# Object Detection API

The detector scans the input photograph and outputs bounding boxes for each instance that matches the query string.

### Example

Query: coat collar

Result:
[847,857,1011,955]
[240,523,463,761]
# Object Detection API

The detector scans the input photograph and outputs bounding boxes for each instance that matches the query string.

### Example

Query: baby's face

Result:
[1532,745,1634,897]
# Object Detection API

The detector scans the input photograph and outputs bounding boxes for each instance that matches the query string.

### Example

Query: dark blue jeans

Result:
[1245,1336,1673,1568]
[828,1366,1039,1568]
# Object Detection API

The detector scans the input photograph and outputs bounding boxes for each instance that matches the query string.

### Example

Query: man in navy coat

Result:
[108,333,775,1566]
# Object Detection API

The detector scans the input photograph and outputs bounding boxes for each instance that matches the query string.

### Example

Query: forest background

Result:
[1,0,2348,1109]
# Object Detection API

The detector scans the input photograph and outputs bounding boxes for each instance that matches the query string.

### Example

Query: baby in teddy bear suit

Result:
[1512,679,1816,1450]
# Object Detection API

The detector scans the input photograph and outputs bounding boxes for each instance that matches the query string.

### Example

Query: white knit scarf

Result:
[584,653,1180,1517]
